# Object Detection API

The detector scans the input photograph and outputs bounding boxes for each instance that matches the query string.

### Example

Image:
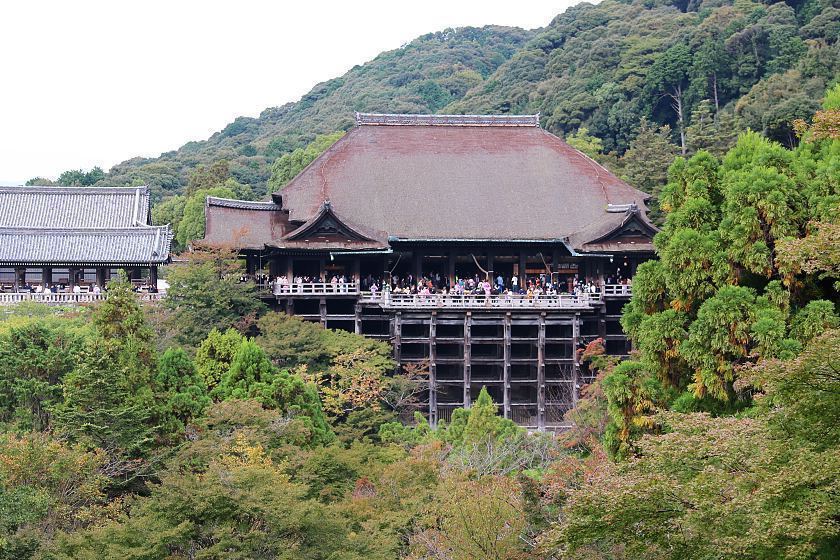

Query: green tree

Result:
[155,348,210,435]
[409,475,530,560]
[92,273,157,402]
[565,126,603,158]
[195,327,245,390]
[48,437,348,559]
[54,339,155,469]
[151,194,186,252]
[207,338,333,446]
[0,322,83,431]
[185,160,230,196]
[619,119,680,223]
[719,131,803,278]
[57,167,105,187]
[162,249,267,347]
[548,412,840,559]
[685,101,737,156]
[646,42,692,154]
[462,387,516,445]
[212,339,275,401]
[0,433,109,559]
[24,176,56,186]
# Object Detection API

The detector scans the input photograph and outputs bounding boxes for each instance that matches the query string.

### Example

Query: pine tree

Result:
[155,348,210,435]
[619,119,680,224]
[55,340,154,462]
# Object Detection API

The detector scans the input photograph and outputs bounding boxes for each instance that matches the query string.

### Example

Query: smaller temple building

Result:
[0,186,172,293]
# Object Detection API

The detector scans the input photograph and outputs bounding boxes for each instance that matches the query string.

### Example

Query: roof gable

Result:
[281,201,385,246]
[572,206,658,253]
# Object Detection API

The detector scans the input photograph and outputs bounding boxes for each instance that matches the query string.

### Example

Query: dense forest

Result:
[5,0,839,558]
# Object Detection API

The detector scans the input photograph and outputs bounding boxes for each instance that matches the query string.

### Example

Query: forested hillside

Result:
[41,0,840,212]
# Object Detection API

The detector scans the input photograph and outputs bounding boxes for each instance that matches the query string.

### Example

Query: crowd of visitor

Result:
[12,281,158,295]
[264,270,632,299]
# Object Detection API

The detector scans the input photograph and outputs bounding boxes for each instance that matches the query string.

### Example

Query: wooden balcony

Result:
[272,281,361,296]
[601,283,632,297]
[0,292,164,306]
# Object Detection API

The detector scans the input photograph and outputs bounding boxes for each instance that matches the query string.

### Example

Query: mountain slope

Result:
[448,0,840,153]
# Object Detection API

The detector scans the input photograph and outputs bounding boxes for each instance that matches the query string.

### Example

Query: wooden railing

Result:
[360,292,601,309]
[272,281,360,296]
[0,292,164,306]
[601,283,632,296]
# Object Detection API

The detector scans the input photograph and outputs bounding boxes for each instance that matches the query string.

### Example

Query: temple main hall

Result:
[203,113,658,429]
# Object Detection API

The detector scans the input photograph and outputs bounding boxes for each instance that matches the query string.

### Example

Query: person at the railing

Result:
[72,284,81,294]
[93,284,101,294]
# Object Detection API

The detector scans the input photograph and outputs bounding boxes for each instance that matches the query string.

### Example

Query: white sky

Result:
[0,0,587,184]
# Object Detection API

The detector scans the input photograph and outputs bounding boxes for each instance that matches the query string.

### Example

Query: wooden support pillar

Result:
[354,304,362,335]
[447,251,455,288]
[319,297,327,328]
[286,298,295,316]
[268,255,279,277]
[598,302,607,340]
[429,312,438,426]
[503,312,511,419]
[537,313,546,432]
[518,252,527,289]
[572,313,581,406]
[383,254,391,287]
[67,268,77,289]
[95,268,106,288]
[318,257,326,281]
[392,311,402,364]
[486,251,494,282]
[285,256,294,280]
[13,268,23,291]
[42,267,52,289]
[150,266,158,289]
[413,250,422,283]
[352,257,361,284]
[463,312,472,408]
[552,248,560,273]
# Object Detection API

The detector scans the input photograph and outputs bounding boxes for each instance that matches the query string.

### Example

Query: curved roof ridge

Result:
[0,225,170,234]
[0,185,150,195]
[206,197,281,211]
[355,112,540,127]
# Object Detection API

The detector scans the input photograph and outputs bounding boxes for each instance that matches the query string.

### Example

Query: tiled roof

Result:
[277,120,652,247]
[0,186,151,228]
[0,227,172,265]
